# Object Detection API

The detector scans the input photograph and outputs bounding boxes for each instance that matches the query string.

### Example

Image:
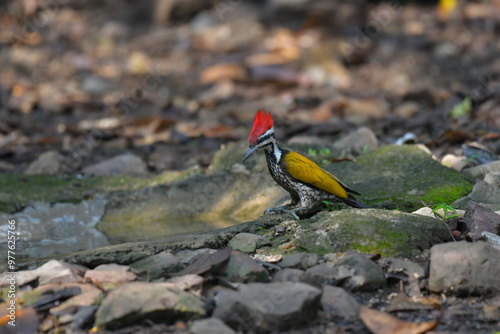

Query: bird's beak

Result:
[243,146,258,162]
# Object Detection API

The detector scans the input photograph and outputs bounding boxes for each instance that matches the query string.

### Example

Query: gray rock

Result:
[336,253,386,291]
[463,161,500,180]
[332,126,378,155]
[217,251,269,283]
[84,264,136,285]
[378,257,425,280]
[272,268,324,288]
[279,252,319,269]
[213,282,321,333]
[228,233,270,253]
[82,153,147,176]
[0,260,86,287]
[25,150,64,174]
[191,318,235,334]
[463,201,500,240]
[175,248,217,266]
[429,241,500,295]
[320,285,360,319]
[130,251,181,280]
[454,178,500,211]
[294,209,452,257]
[306,263,341,281]
[95,282,204,329]
[0,160,14,172]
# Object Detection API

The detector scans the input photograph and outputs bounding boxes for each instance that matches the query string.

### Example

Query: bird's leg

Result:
[264,205,307,220]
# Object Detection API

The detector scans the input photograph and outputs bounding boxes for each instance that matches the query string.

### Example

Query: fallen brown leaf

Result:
[199,63,247,84]
[360,305,439,334]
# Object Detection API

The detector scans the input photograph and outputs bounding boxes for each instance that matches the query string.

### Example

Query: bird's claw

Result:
[264,207,306,220]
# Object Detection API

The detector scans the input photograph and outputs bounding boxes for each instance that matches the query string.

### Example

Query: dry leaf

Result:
[387,293,442,312]
[360,305,439,334]
[199,63,247,84]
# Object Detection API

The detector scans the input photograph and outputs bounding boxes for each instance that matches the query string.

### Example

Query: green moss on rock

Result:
[293,209,452,257]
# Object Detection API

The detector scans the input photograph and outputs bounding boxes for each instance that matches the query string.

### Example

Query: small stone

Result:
[453,178,500,211]
[165,274,204,290]
[441,154,469,171]
[429,241,500,295]
[213,282,321,333]
[84,264,136,285]
[0,160,14,172]
[216,251,269,283]
[191,318,235,334]
[336,253,386,291]
[463,201,500,240]
[82,153,147,176]
[463,161,500,180]
[130,251,181,280]
[175,248,217,266]
[306,263,340,280]
[95,282,205,329]
[321,285,360,320]
[272,268,324,288]
[279,252,319,269]
[378,257,425,280]
[25,151,64,174]
[0,260,86,287]
[412,206,465,219]
[228,233,270,253]
[332,126,378,155]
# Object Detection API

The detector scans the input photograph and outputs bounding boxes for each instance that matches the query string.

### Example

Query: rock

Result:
[82,153,147,176]
[228,233,271,253]
[293,209,452,257]
[213,282,321,333]
[47,284,102,315]
[441,154,469,171]
[463,161,500,180]
[306,263,342,282]
[429,241,500,295]
[0,260,86,287]
[80,75,118,95]
[412,206,465,219]
[320,285,360,319]
[335,253,386,291]
[25,150,64,174]
[453,176,500,211]
[463,201,500,241]
[191,318,236,334]
[325,145,471,210]
[0,196,108,263]
[216,251,270,283]
[165,274,204,290]
[175,248,217,266]
[130,251,181,279]
[84,264,136,285]
[378,257,425,280]
[279,252,319,269]
[271,268,324,288]
[332,126,378,155]
[95,282,205,329]
[176,248,231,276]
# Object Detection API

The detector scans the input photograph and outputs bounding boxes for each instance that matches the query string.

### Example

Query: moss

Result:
[0,167,199,213]
[293,209,451,258]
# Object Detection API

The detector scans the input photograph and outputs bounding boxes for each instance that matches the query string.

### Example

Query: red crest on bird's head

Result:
[249,110,274,146]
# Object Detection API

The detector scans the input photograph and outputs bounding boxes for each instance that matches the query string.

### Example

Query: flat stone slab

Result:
[429,241,500,296]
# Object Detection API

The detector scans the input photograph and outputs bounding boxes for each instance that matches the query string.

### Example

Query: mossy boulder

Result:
[322,145,472,210]
[292,209,452,257]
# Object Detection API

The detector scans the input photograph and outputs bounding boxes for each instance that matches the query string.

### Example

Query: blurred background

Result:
[0,0,499,177]
[1,0,500,266]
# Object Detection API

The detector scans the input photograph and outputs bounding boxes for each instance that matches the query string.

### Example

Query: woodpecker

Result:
[243,110,369,219]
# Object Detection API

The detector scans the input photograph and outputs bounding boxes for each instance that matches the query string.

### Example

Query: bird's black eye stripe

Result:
[258,133,273,144]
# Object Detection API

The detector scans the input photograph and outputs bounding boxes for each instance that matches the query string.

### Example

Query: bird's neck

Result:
[264,138,282,164]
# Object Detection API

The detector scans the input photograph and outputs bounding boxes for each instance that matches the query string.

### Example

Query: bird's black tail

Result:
[343,195,370,209]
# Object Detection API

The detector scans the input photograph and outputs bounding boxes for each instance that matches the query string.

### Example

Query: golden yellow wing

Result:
[282,151,349,199]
